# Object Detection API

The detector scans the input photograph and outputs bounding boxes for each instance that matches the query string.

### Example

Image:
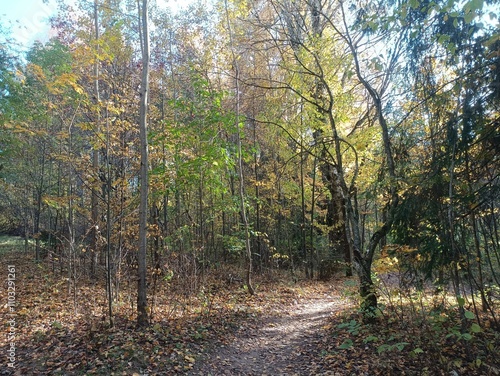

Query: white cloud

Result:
[1,0,58,48]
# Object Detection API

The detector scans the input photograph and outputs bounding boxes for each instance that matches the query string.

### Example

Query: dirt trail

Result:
[189,292,344,376]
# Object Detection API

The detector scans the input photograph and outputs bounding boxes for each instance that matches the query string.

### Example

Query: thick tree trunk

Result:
[322,162,351,275]
[358,263,377,314]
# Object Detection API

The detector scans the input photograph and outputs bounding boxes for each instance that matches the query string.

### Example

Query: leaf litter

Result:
[189,286,348,376]
[1,248,499,375]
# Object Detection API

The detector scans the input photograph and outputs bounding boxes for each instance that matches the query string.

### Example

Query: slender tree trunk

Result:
[66,108,80,316]
[299,144,309,278]
[34,144,46,262]
[471,207,488,313]
[253,120,262,270]
[90,0,100,278]
[447,134,468,329]
[224,0,254,295]
[105,105,114,327]
[137,0,150,327]
[199,166,205,285]
[309,156,318,275]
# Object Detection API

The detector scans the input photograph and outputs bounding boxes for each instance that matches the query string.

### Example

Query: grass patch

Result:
[0,235,27,253]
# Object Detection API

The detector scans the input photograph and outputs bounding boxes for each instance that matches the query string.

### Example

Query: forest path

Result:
[189,286,345,376]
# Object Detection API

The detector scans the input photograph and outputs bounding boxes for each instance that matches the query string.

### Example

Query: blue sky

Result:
[0,0,198,49]
[0,0,57,48]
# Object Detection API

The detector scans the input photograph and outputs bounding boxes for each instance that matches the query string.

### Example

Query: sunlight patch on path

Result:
[189,293,347,376]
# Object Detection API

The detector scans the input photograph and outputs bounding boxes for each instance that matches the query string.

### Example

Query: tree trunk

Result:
[224,0,254,295]
[34,144,46,262]
[358,262,377,314]
[340,2,399,316]
[105,104,114,327]
[137,0,150,328]
[321,162,351,274]
[90,0,100,279]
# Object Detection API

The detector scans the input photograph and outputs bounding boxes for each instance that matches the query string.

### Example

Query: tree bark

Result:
[224,0,255,295]
[137,0,150,328]
[339,2,399,316]
[90,0,100,278]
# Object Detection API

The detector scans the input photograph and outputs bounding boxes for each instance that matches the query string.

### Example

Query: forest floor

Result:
[1,237,499,375]
[188,285,345,376]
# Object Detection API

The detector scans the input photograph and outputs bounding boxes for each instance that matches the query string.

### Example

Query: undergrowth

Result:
[323,273,500,376]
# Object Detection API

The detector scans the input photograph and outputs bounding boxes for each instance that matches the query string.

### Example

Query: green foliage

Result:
[336,315,412,356]
[338,338,354,349]
[153,73,236,198]
[0,236,26,253]
[377,341,410,354]
[221,234,245,260]
[337,319,362,336]
[27,39,73,78]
